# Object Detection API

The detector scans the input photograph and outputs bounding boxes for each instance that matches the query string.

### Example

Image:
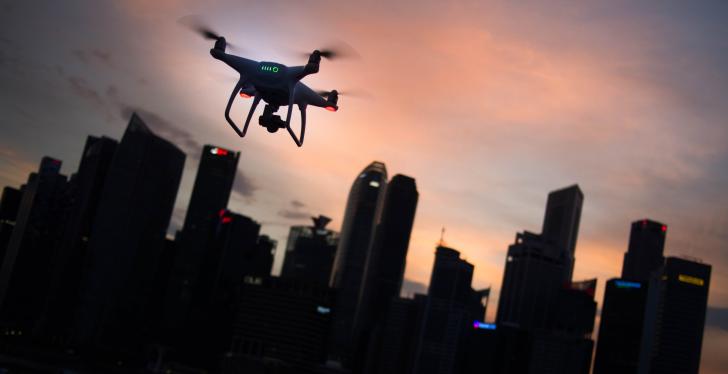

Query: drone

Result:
[190,23,347,147]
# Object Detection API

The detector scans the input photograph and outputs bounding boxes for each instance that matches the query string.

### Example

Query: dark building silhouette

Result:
[541,185,583,282]
[622,219,667,282]
[74,113,185,352]
[594,219,668,374]
[0,186,22,223]
[328,161,387,365]
[165,145,240,330]
[497,185,584,330]
[527,280,596,374]
[496,231,567,330]
[0,186,22,268]
[594,279,648,374]
[281,215,339,286]
[353,174,418,371]
[638,257,711,374]
[226,276,334,372]
[40,135,118,342]
[0,157,68,333]
[412,245,487,374]
[375,294,427,374]
[180,209,264,363]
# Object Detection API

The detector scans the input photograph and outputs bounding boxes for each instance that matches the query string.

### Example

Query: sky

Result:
[1,0,727,371]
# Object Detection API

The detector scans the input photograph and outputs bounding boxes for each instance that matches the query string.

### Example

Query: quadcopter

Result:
[191,24,345,147]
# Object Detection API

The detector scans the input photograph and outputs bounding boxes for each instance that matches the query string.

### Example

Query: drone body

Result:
[208,37,339,147]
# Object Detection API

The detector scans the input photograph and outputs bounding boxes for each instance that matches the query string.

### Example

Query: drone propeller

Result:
[316,89,372,99]
[299,41,360,61]
[178,15,240,50]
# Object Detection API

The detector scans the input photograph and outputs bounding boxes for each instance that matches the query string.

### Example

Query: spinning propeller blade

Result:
[316,89,373,99]
[178,15,240,50]
[299,41,360,61]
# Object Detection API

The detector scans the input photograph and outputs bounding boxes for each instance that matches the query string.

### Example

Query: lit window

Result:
[678,274,704,286]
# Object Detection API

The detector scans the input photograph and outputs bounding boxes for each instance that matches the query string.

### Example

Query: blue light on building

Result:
[472,321,496,330]
[615,280,641,289]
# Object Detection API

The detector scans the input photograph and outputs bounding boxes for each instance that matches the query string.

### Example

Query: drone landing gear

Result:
[259,104,307,147]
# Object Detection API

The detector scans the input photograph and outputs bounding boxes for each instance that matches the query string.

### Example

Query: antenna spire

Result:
[438,226,446,246]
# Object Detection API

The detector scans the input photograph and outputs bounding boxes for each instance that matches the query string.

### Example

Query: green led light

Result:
[261,65,279,73]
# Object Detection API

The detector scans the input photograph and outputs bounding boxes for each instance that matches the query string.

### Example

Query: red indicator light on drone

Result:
[218,209,227,218]
[221,217,232,224]
[239,92,252,99]
[325,106,337,112]
[661,225,667,232]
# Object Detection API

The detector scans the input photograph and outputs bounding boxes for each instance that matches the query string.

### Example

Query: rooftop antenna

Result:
[438,226,447,247]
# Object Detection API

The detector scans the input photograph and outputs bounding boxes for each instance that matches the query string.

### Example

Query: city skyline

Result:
[1,1,727,372]
[0,111,716,373]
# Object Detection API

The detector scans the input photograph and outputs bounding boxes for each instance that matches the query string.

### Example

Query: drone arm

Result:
[243,94,262,136]
[225,80,245,137]
[286,104,307,147]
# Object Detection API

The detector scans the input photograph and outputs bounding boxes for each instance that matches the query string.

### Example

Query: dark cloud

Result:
[67,76,103,106]
[401,279,428,297]
[277,199,311,220]
[277,209,311,220]
[71,48,114,68]
[233,168,256,199]
[707,306,728,331]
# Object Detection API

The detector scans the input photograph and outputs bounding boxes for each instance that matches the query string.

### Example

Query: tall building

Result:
[164,144,239,332]
[496,231,567,330]
[412,245,486,374]
[497,185,584,330]
[594,218,667,374]
[594,279,648,374]
[40,135,118,341]
[74,113,185,351]
[638,257,711,374]
[182,209,264,364]
[281,215,339,286]
[0,186,22,267]
[622,219,666,282]
[0,157,68,332]
[541,185,583,282]
[328,161,387,365]
[375,295,427,374]
[353,174,418,371]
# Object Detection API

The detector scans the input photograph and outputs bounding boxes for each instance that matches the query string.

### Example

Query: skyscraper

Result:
[0,186,22,267]
[497,185,584,330]
[638,257,711,374]
[594,279,648,374]
[164,144,239,332]
[74,113,185,350]
[496,231,567,330]
[0,157,68,332]
[353,174,418,370]
[595,218,667,374]
[412,245,486,374]
[541,184,583,282]
[40,135,118,341]
[281,215,339,286]
[622,219,667,282]
[328,161,387,365]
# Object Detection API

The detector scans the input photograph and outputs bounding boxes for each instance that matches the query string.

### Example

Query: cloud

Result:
[707,306,728,332]
[277,199,312,220]
[233,168,256,199]
[67,76,104,107]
